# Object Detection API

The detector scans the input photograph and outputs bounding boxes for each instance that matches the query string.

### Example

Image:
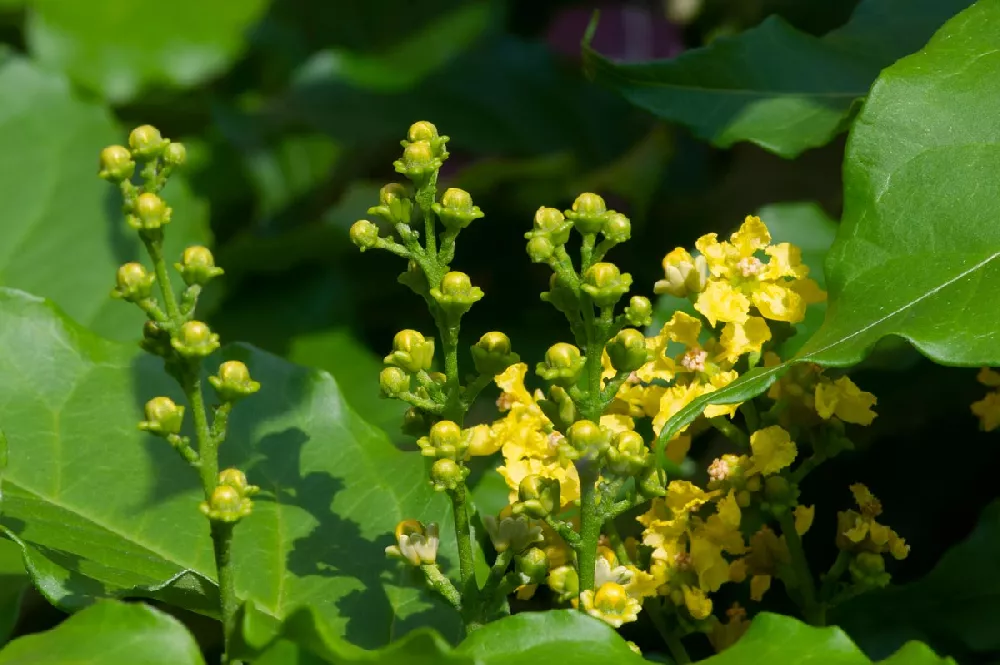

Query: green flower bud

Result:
[128,192,172,230]
[849,552,890,589]
[408,121,439,143]
[432,188,484,232]
[607,328,648,373]
[163,142,187,167]
[514,475,560,518]
[581,262,632,308]
[200,484,253,523]
[430,271,484,319]
[536,342,586,387]
[606,430,650,475]
[547,564,580,603]
[417,420,468,460]
[526,236,555,263]
[209,361,261,402]
[624,296,653,328]
[140,321,172,357]
[566,420,609,457]
[174,246,224,286]
[385,330,435,373]
[398,259,429,296]
[602,212,631,244]
[171,321,220,359]
[379,366,411,398]
[393,140,441,183]
[430,457,468,492]
[527,207,572,245]
[516,547,550,585]
[471,331,519,376]
[128,124,167,158]
[401,407,431,437]
[139,396,184,436]
[368,184,413,226]
[537,386,577,432]
[565,192,609,234]
[98,145,135,182]
[763,476,799,513]
[217,468,259,497]
[638,466,667,499]
[540,273,578,315]
[111,262,155,302]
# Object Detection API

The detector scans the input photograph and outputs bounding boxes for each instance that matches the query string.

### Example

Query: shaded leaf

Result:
[0,538,26,645]
[657,0,1000,443]
[0,599,205,664]
[0,288,460,648]
[583,0,974,157]
[834,500,1000,659]
[26,0,268,103]
[0,56,210,342]
[701,612,953,664]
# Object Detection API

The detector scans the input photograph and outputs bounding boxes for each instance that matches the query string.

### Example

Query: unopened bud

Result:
[98,145,135,182]
[209,361,260,401]
[171,321,220,359]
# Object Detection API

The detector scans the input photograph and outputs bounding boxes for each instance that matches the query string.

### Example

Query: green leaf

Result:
[0,599,205,664]
[0,288,460,648]
[700,612,953,664]
[658,0,1000,443]
[583,0,974,158]
[0,56,210,342]
[25,0,268,103]
[455,610,645,663]
[834,500,1000,658]
[0,538,26,645]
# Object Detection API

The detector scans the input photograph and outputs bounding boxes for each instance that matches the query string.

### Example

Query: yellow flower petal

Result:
[972,391,1000,431]
[794,505,815,535]
[696,281,750,326]
[763,243,808,280]
[664,311,703,348]
[691,536,731,592]
[749,426,797,475]
[750,574,772,602]
[977,367,1000,387]
[730,216,771,256]
[751,282,806,323]
[718,316,772,363]
[467,424,501,456]
[815,376,877,425]
[682,585,713,620]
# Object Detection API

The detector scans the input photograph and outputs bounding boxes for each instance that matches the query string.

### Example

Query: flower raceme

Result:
[351,121,894,656]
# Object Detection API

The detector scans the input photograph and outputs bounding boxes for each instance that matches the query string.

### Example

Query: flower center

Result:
[708,457,731,481]
[737,256,764,277]
[681,349,708,372]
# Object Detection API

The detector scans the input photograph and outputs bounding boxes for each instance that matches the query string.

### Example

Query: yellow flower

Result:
[836,484,909,560]
[977,367,1000,387]
[695,281,750,326]
[497,457,580,506]
[625,565,664,598]
[972,391,1000,431]
[718,317,771,363]
[496,363,540,411]
[466,424,501,456]
[665,480,717,514]
[682,585,713,620]
[690,536,731,592]
[794,505,815,535]
[763,243,809,280]
[815,376,877,425]
[750,574,771,601]
[750,282,806,323]
[663,311,702,347]
[581,582,642,628]
[749,426,797,475]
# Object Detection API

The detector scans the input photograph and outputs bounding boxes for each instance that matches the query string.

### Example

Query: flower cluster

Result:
[972,367,1000,431]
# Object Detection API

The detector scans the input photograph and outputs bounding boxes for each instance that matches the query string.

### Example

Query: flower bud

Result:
[163,142,187,167]
[540,273,578,315]
[417,420,468,460]
[849,552,890,589]
[516,547,549,585]
[547,565,580,603]
[432,188,484,232]
[654,249,708,297]
[98,145,135,182]
[379,366,411,398]
[350,220,380,251]
[606,328,648,373]
[408,121,439,143]
[566,420,609,457]
[171,321,220,359]
[217,468,259,497]
[400,407,431,437]
[536,342,585,386]
[209,361,261,402]
[763,476,799,513]
[602,212,631,244]
[514,475,560,518]
[471,331,519,376]
[111,262,155,302]
[430,458,468,492]
[385,330,435,373]
[624,296,653,327]
[140,321,172,357]
[528,207,572,245]
[582,263,632,308]
[368,184,413,226]
[200,484,253,523]
[565,193,609,234]
[482,514,543,554]
[430,271,484,319]
[606,430,650,475]
[139,396,184,436]
[175,246,224,286]
[394,140,441,183]
[526,236,555,263]
[386,520,439,566]
[128,124,167,158]
[129,193,172,230]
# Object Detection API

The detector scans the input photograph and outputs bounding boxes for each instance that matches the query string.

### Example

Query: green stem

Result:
[646,600,690,664]
[142,234,181,323]
[544,515,582,547]
[603,520,631,565]
[790,454,825,484]
[184,370,217,499]
[397,391,445,414]
[480,550,514,612]
[709,417,749,448]
[416,173,439,260]
[820,550,851,602]
[211,522,240,665]
[576,465,601,599]
[778,510,824,625]
[580,233,596,270]
[421,564,463,612]
[447,484,477,622]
